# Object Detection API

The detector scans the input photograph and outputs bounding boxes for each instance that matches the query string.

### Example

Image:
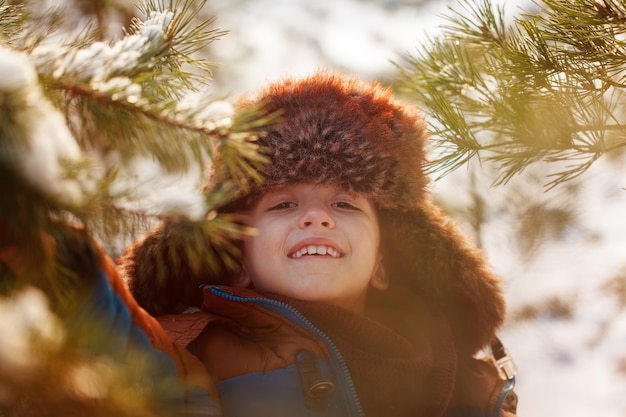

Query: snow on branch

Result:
[0,47,88,206]
[32,10,174,83]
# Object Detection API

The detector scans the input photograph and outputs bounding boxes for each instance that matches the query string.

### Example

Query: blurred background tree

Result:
[0,0,269,415]
[395,0,626,325]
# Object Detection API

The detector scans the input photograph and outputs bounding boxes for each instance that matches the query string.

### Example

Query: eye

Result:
[332,201,360,211]
[268,201,297,211]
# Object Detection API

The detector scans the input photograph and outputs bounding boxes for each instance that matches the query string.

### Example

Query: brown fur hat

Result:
[231,72,430,211]
[121,72,506,353]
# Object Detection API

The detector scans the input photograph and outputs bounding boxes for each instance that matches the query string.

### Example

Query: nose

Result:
[298,202,335,229]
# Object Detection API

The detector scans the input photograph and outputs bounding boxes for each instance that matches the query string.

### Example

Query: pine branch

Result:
[0,0,273,414]
[396,0,626,188]
[0,0,272,302]
[0,3,287,417]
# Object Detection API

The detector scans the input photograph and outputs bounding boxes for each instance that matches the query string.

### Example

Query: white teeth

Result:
[290,245,340,258]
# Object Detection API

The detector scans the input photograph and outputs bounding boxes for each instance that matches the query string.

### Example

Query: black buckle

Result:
[295,350,335,411]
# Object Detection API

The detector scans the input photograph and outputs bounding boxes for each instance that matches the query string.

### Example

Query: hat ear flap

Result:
[118,220,240,316]
[381,202,506,353]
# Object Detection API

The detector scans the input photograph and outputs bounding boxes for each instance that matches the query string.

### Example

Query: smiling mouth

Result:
[289,245,343,259]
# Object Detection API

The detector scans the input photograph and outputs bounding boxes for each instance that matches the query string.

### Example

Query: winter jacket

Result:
[155,284,517,417]
[92,243,518,416]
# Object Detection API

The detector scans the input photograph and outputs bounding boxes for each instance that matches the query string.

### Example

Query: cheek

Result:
[242,226,280,271]
[359,221,381,250]
[242,235,262,271]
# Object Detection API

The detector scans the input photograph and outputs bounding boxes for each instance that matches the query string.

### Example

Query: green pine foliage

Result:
[0,0,270,414]
[0,0,269,302]
[396,0,626,189]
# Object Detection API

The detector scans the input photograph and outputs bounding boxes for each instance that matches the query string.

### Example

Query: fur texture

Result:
[120,72,506,353]
[235,72,430,211]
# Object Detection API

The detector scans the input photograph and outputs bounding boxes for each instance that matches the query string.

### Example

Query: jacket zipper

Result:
[209,286,365,417]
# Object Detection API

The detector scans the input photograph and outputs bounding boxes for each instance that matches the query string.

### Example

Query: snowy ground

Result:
[203,1,626,416]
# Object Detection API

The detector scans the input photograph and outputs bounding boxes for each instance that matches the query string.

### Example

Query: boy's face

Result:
[239,183,386,313]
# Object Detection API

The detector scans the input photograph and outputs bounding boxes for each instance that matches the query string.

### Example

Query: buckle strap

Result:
[491,338,518,380]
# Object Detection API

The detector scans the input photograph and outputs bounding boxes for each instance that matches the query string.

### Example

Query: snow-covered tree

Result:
[0,0,269,414]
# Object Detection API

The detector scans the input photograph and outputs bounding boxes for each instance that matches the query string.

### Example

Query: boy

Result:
[118,72,518,416]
